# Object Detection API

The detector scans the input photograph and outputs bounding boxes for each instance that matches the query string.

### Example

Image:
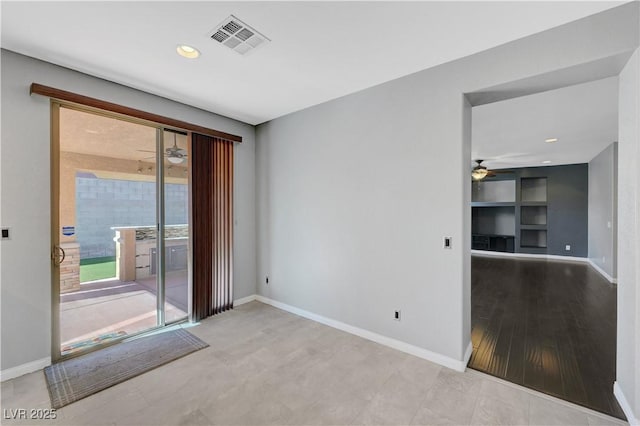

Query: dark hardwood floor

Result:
[469,255,625,420]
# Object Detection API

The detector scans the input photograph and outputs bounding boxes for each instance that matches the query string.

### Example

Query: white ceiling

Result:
[0,1,624,125]
[472,77,618,170]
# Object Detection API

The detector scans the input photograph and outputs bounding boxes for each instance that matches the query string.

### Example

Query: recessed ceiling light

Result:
[176,44,200,59]
[542,160,552,164]
[545,138,558,143]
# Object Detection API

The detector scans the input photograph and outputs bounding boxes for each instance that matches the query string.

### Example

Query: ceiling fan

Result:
[472,160,513,181]
[138,132,187,164]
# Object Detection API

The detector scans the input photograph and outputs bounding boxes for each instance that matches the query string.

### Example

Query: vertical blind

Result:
[192,133,234,321]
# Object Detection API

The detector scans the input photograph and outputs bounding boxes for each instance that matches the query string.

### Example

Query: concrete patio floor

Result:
[60,270,188,353]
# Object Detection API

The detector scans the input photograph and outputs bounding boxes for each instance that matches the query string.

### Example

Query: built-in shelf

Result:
[521,177,547,203]
[471,202,516,207]
[472,180,516,203]
[521,229,547,248]
[472,206,515,237]
[521,205,547,225]
[472,234,515,253]
[520,224,547,230]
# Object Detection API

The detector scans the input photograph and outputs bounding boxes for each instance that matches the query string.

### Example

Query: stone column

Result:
[59,242,80,293]
[58,154,81,292]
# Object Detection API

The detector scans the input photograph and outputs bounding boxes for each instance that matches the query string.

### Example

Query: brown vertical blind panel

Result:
[192,134,213,320]
[191,133,234,321]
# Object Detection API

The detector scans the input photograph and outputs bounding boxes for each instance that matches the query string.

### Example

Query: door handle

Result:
[52,246,66,266]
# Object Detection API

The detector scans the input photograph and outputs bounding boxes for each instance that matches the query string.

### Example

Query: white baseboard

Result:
[471,250,588,263]
[614,381,639,425]
[588,259,617,284]
[255,295,470,372]
[0,357,51,382]
[234,294,257,306]
[470,250,618,284]
[463,340,473,367]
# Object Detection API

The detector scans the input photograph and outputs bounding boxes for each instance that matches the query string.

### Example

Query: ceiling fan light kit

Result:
[167,156,184,164]
[472,159,489,181]
[472,159,515,181]
[472,168,489,181]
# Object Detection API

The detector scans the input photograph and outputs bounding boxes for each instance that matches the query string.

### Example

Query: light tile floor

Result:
[1,301,628,426]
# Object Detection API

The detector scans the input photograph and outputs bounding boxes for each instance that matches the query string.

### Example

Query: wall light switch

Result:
[565,244,571,251]
[443,237,452,249]
[1,228,10,240]
[607,221,611,229]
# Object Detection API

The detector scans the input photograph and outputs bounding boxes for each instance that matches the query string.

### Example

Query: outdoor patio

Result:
[60,271,188,355]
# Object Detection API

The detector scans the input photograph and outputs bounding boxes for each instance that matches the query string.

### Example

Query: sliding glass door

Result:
[52,104,190,360]
[161,130,190,323]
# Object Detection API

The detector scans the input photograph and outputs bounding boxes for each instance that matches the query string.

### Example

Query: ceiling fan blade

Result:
[492,169,514,174]
[137,149,156,153]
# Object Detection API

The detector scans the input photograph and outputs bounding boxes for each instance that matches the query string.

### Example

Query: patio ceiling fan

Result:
[472,160,513,181]
[138,132,187,164]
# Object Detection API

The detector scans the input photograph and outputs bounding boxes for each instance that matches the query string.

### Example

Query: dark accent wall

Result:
[517,164,588,257]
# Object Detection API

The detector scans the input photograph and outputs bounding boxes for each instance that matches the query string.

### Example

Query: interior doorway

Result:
[52,104,190,359]
[466,77,622,419]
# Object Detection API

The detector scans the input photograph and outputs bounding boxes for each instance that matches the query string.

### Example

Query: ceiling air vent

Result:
[209,15,270,55]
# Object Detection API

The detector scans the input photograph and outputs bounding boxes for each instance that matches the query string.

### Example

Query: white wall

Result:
[589,142,618,280]
[617,48,640,424]
[256,4,639,368]
[0,50,256,372]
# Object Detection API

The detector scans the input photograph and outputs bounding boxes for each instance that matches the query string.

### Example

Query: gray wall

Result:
[589,143,618,279]
[76,176,188,258]
[617,49,640,422]
[0,50,256,371]
[256,4,639,367]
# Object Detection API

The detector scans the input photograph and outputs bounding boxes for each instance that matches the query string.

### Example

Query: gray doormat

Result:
[44,328,208,408]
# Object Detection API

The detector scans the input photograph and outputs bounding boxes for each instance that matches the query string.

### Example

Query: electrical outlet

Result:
[265,276,269,285]
[394,310,401,321]
[443,237,452,249]
[565,244,571,251]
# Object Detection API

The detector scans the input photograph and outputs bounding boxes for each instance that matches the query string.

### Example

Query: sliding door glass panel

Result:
[162,130,190,323]
[58,106,159,356]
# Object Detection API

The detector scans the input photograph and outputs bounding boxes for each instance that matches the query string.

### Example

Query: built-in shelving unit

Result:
[519,177,547,250]
[471,179,516,253]
[471,164,588,257]
[471,175,553,254]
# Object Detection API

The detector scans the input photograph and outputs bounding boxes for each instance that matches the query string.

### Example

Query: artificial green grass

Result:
[80,256,116,283]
